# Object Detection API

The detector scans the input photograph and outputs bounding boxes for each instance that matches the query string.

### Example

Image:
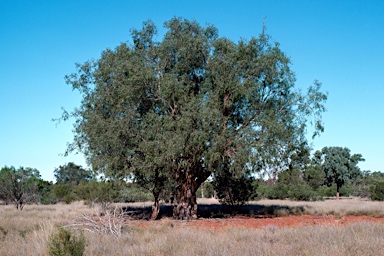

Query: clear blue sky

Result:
[1,1,383,181]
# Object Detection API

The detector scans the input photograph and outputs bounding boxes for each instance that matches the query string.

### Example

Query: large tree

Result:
[63,18,327,219]
[313,146,364,199]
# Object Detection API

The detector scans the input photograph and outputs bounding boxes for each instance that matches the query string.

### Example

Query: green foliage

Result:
[196,181,215,198]
[303,165,325,190]
[257,183,289,200]
[62,18,327,216]
[277,169,302,186]
[256,169,324,201]
[256,182,323,201]
[53,184,73,204]
[347,170,372,198]
[348,184,370,198]
[313,147,364,196]
[76,180,117,209]
[213,172,254,206]
[0,166,41,209]
[37,181,56,205]
[116,183,153,203]
[318,184,350,197]
[54,163,92,187]
[288,183,322,201]
[48,228,86,256]
[369,171,384,182]
[370,181,384,201]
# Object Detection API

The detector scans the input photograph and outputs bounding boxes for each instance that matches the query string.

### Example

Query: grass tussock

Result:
[0,199,384,255]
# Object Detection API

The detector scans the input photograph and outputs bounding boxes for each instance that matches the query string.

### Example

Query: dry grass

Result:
[0,203,94,256]
[84,221,384,256]
[0,199,384,255]
[254,198,384,217]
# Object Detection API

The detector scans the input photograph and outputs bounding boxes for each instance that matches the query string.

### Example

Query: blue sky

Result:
[1,1,383,181]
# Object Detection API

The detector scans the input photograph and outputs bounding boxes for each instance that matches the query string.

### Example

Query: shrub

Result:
[370,181,384,201]
[117,185,153,202]
[40,190,57,205]
[257,183,322,201]
[288,183,322,201]
[213,172,254,206]
[53,184,77,204]
[319,184,350,197]
[303,165,325,190]
[256,184,289,200]
[349,184,371,198]
[48,228,86,256]
[76,180,118,209]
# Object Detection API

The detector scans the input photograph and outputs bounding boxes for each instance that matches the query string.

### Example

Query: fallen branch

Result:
[65,205,127,238]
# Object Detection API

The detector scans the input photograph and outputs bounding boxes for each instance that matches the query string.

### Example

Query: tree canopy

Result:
[63,18,327,219]
[0,166,41,209]
[313,146,364,199]
[54,162,93,187]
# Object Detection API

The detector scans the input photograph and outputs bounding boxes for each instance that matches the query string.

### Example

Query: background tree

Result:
[0,166,41,209]
[314,146,364,200]
[35,179,55,204]
[54,162,93,187]
[52,163,92,204]
[62,18,327,219]
[76,180,117,210]
[196,181,215,198]
[358,171,384,200]
[53,183,74,204]
[370,179,384,201]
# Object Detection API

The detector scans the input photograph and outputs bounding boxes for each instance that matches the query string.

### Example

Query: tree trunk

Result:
[172,174,198,220]
[336,186,340,200]
[150,168,165,220]
[151,189,161,220]
[15,199,23,210]
[151,198,160,220]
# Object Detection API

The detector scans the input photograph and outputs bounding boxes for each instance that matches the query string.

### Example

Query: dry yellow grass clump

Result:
[0,199,384,256]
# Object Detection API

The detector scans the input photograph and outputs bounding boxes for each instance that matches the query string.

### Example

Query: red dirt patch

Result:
[129,215,384,231]
[188,215,384,230]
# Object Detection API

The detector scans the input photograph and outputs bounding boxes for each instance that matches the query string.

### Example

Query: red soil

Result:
[130,215,384,231]
[187,215,384,230]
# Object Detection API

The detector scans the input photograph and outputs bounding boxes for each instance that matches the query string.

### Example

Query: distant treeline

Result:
[1,160,384,210]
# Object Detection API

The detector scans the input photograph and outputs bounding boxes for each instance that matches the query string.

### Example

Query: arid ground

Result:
[135,214,384,230]
[1,198,384,255]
